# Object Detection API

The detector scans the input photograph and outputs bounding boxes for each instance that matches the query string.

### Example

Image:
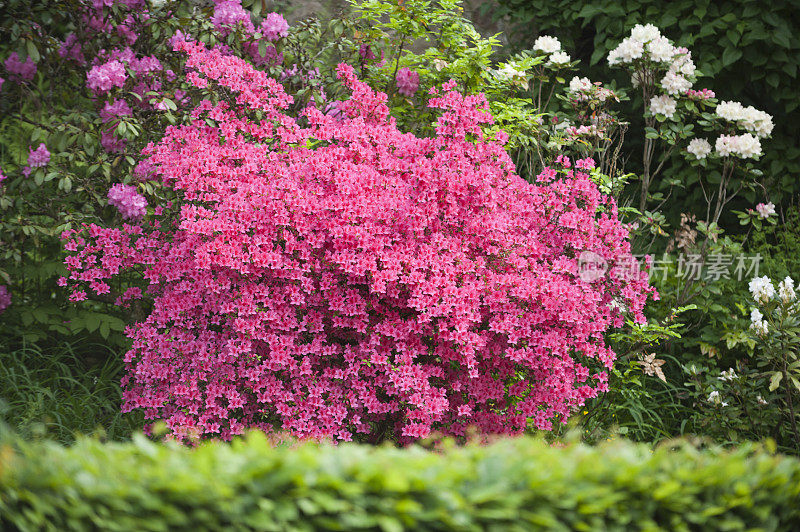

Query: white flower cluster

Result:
[647,35,675,62]
[707,390,728,407]
[715,133,762,158]
[569,76,593,93]
[533,35,561,54]
[549,51,571,65]
[715,100,774,138]
[750,308,769,336]
[608,36,644,65]
[686,138,712,159]
[749,276,775,305]
[661,70,692,95]
[649,94,677,118]
[496,63,528,89]
[609,24,698,100]
[779,276,796,303]
[718,368,737,382]
[755,202,776,219]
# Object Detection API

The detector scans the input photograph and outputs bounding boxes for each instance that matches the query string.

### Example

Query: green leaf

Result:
[722,47,742,67]
[769,371,783,392]
[26,40,40,63]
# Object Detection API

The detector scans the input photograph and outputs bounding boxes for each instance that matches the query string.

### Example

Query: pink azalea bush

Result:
[61,39,654,443]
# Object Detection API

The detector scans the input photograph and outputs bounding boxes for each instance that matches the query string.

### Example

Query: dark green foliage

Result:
[494,0,800,205]
[1,433,799,531]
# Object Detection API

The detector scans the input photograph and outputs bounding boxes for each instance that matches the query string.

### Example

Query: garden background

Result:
[2,0,800,528]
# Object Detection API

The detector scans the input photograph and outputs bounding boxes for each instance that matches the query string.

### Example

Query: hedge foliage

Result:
[1,433,800,531]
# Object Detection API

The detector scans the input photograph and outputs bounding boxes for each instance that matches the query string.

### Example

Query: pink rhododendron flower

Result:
[244,42,282,67]
[755,202,776,219]
[359,44,376,62]
[0,285,10,313]
[396,66,419,97]
[100,99,132,122]
[58,34,86,65]
[101,129,127,153]
[64,42,654,444]
[107,183,147,219]
[4,52,36,82]
[211,0,253,34]
[27,143,50,168]
[260,13,289,41]
[87,60,127,93]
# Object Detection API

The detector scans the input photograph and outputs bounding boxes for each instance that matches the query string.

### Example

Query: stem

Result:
[782,349,800,451]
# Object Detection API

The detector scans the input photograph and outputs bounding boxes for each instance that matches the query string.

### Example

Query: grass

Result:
[0,339,142,443]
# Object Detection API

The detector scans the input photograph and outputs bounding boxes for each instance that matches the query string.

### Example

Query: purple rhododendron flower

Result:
[28,143,50,168]
[261,13,289,41]
[87,60,127,93]
[108,183,147,219]
[396,67,419,97]
[0,285,10,314]
[211,1,254,34]
[4,52,37,82]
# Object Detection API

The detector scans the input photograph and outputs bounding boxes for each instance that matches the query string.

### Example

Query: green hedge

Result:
[1,434,800,531]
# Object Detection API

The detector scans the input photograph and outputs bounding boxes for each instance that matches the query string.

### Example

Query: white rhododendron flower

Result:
[661,70,691,95]
[548,51,571,65]
[630,23,661,42]
[646,36,675,62]
[755,202,776,219]
[707,391,728,406]
[649,94,677,118]
[719,368,738,382]
[569,76,592,93]
[716,100,745,121]
[671,48,696,76]
[686,138,712,159]
[749,276,775,304]
[779,276,796,303]
[715,133,762,158]
[715,101,774,138]
[496,63,528,89]
[608,37,644,65]
[533,35,561,54]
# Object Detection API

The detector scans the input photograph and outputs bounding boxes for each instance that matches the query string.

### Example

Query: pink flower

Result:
[28,143,50,168]
[101,129,127,153]
[396,67,419,97]
[211,1,254,34]
[64,43,654,444]
[87,60,127,93]
[58,34,86,65]
[260,13,289,41]
[4,52,36,82]
[107,183,147,219]
[755,202,776,219]
[100,99,132,122]
[0,285,10,313]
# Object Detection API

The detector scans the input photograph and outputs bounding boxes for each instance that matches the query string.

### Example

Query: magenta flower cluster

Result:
[27,144,50,170]
[87,59,127,93]
[396,67,420,97]
[63,41,654,443]
[0,285,10,314]
[4,52,37,82]
[107,183,147,219]
[261,13,289,41]
[211,0,254,34]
